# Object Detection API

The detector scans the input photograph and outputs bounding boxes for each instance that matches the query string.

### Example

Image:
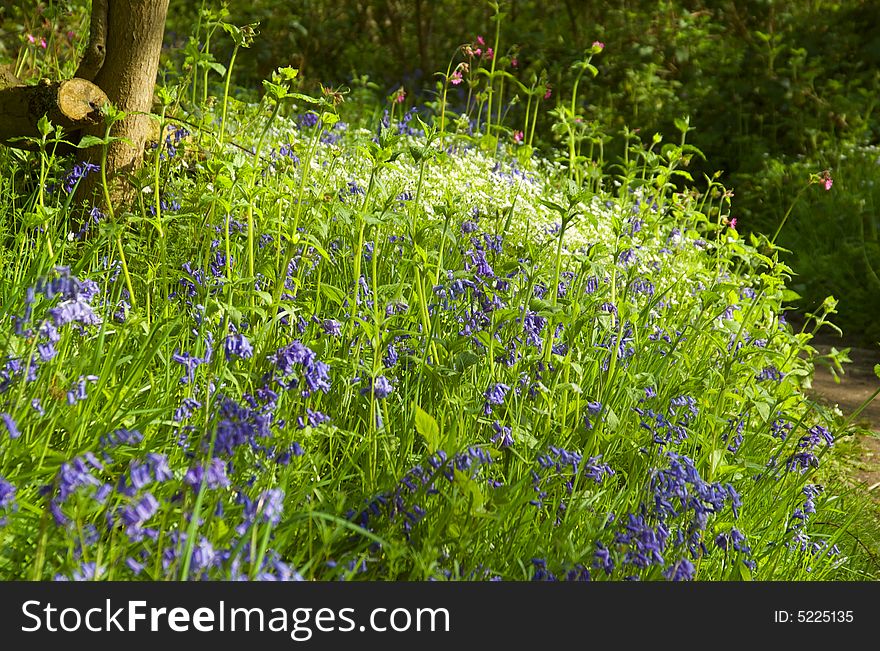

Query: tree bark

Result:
[0,67,108,147]
[78,0,170,206]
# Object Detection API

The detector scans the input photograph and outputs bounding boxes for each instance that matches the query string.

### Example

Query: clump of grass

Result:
[0,18,876,582]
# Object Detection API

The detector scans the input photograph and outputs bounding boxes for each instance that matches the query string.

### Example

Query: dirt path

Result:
[807,341,880,498]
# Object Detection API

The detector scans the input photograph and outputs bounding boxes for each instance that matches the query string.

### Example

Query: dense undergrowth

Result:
[0,6,879,582]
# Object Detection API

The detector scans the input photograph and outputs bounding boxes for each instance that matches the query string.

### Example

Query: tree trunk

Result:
[0,68,107,147]
[78,0,170,206]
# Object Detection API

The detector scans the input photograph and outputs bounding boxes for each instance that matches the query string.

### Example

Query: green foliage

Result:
[0,0,876,584]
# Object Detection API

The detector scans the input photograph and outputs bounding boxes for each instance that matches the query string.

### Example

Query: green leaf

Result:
[37,115,53,137]
[413,404,440,453]
[75,135,110,149]
[289,92,320,105]
[206,61,227,77]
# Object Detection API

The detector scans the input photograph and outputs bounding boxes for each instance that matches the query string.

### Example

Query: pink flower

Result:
[392,87,406,104]
[511,57,518,68]
[474,48,482,57]
[476,35,485,46]
[592,41,605,51]
[543,85,552,100]
[513,130,524,144]
[729,218,737,230]
[40,38,47,49]
[822,170,833,191]
[485,47,494,60]
[26,34,35,44]
[450,70,463,85]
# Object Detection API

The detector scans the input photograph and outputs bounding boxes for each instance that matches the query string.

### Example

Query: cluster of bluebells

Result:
[10,267,102,373]
[601,451,750,580]
[530,448,614,524]
[61,162,99,194]
[634,393,699,447]
[785,424,834,473]
[159,126,190,159]
[530,558,591,582]
[268,340,332,397]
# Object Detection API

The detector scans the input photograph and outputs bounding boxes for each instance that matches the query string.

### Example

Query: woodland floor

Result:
[807,336,880,505]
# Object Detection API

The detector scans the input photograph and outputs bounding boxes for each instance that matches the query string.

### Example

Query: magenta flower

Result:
[450,70,463,85]
[592,41,606,52]
[543,85,552,100]
[513,130,524,144]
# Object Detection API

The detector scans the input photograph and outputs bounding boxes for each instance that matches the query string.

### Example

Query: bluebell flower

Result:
[184,458,230,490]
[191,537,216,573]
[593,542,614,575]
[297,112,320,129]
[126,557,146,576]
[224,332,254,361]
[0,477,16,511]
[491,421,513,448]
[297,408,330,429]
[66,374,99,405]
[117,492,160,541]
[663,558,695,581]
[361,375,394,399]
[1,412,20,439]
[755,365,784,382]
[259,488,285,525]
[483,382,510,414]
[61,162,100,193]
[174,397,202,422]
[321,319,342,336]
[383,343,399,368]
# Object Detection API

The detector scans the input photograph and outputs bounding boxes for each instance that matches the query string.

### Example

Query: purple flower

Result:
[66,374,99,405]
[119,453,173,496]
[362,375,394,399]
[786,451,819,473]
[491,421,513,448]
[663,558,695,581]
[321,319,342,336]
[0,477,15,510]
[184,458,230,490]
[224,332,254,361]
[61,162,100,193]
[755,365,784,382]
[174,397,202,423]
[259,488,285,525]
[191,537,216,572]
[1,413,20,439]
[483,382,510,414]
[297,408,330,429]
[593,542,614,575]
[383,343,399,368]
[126,557,146,575]
[117,492,160,540]
[269,340,331,396]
